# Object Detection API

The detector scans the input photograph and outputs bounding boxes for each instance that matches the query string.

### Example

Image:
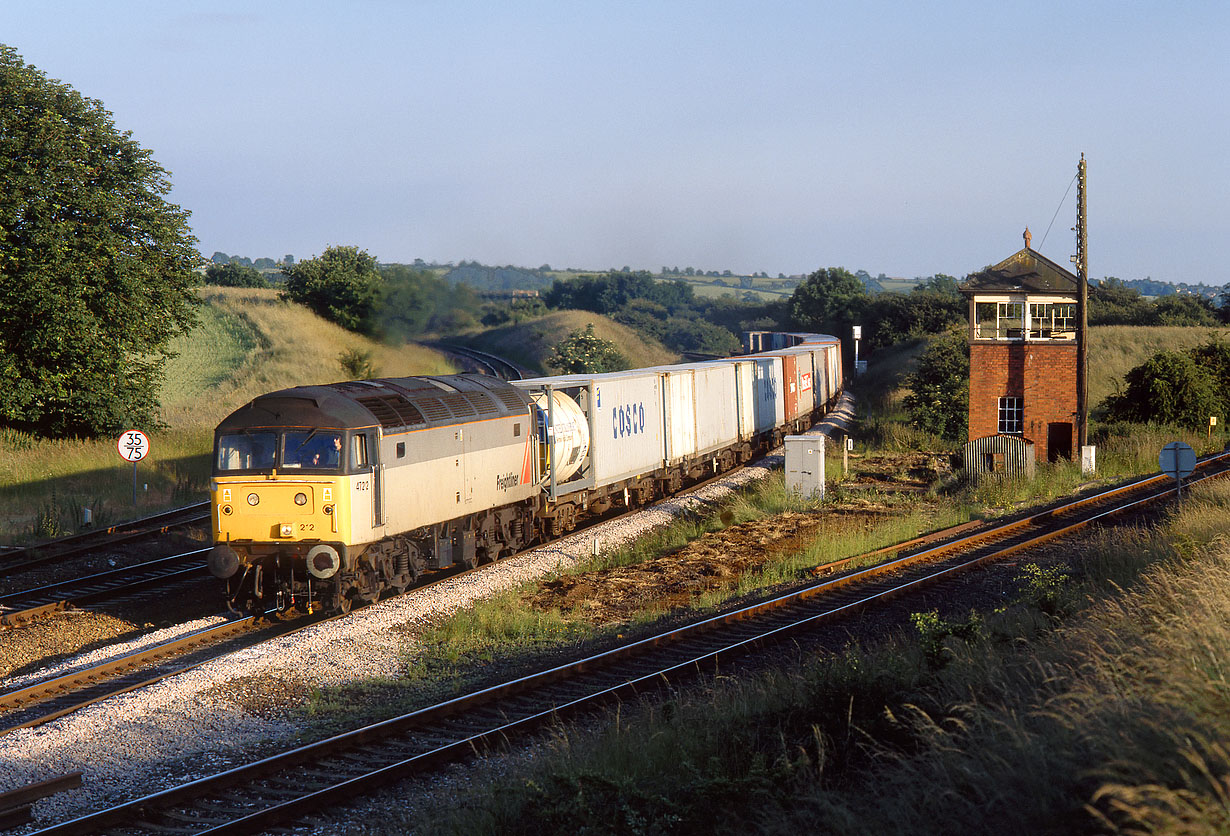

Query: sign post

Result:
[117,430,150,505]
[1158,441,1196,501]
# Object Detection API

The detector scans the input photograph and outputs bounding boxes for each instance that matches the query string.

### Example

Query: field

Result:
[0,288,455,541]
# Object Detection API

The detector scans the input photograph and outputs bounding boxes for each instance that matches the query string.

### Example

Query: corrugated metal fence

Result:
[962,434,1035,482]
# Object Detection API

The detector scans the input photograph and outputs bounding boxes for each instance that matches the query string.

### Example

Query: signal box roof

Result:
[959,247,1080,296]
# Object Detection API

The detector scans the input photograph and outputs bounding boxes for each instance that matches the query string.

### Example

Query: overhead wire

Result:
[1038,173,1078,251]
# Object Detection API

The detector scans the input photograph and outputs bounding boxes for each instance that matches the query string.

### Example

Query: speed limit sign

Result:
[118,430,150,462]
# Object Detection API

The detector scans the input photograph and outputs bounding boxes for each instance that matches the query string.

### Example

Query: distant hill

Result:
[456,310,679,375]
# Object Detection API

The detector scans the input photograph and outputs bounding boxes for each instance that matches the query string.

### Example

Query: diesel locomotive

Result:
[207,333,842,614]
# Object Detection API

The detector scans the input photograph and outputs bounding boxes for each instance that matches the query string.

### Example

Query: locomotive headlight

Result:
[323,505,334,515]
[247,493,260,506]
[279,523,293,538]
[294,492,308,506]
[221,505,233,516]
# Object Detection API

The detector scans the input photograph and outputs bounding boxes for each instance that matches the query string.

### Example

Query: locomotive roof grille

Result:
[416,397,453,423]
[462,391,499,416]
[356,395,427,430]
[492,388,529,411]
[217,374,538,436]
[438,392,479,418]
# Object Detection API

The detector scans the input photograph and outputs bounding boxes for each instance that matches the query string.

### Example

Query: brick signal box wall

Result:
[968,340,1077,463]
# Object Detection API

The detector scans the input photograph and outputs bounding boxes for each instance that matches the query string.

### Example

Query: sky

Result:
[3,1,1227,284]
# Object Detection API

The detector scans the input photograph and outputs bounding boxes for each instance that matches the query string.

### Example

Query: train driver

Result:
[307,434,343,468]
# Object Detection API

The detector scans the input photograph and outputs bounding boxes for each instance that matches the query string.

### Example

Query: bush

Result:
[1103,338,1229,430]
[280,245,383,336]
[549,324,629,374]
[204,262,269,288]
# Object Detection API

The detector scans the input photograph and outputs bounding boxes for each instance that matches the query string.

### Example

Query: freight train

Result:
[207,332,842,614]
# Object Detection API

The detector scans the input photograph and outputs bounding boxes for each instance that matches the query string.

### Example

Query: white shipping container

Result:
[659,368,697,465]
[690,362,740,455]
[589,371,667,485]
[515,371,666,490]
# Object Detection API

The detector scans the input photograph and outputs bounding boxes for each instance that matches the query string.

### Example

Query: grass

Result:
[399,480,1230,836]
[0,287,456,542]
[295,470,972,735]
[456,310,679,375]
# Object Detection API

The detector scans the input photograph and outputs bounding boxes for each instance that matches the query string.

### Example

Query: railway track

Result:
[0,615,264,735]
[0,456,748,736]
[430,342,525,380]
[0,503,210,578]
[0,548,210,627]
[27,450,1230,835]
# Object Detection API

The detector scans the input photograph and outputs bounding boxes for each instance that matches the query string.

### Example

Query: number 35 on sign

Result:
[118,430,150,462]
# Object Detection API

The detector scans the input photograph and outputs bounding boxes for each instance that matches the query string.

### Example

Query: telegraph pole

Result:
[1074,154,1088,449]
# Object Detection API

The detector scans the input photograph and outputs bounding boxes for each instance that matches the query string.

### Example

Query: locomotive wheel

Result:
[337,590,353,615]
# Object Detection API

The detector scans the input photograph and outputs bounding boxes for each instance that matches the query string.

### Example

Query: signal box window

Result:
[974,301,1025,340]
[1029,303,1076,339]
[998,397,1023,435]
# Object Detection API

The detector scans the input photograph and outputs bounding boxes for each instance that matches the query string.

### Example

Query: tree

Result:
[1089,277,1153,325]
[549,324,628,374]
[0,45,200,437]
[281,245,383,335]
[788,267,868,333]
[902,329,969,442]
[1152,293,1219,326]
[204,262,269,288]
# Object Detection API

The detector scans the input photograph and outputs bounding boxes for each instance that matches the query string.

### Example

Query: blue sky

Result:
[4,1,1227,283]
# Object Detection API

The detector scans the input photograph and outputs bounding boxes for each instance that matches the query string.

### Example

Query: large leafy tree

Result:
[280,245,383,335]
[788,267,868,334]
[0,46,200,437]
[902,329,970,442]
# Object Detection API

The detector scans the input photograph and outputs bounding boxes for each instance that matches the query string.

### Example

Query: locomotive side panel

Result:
[377,414,536,536]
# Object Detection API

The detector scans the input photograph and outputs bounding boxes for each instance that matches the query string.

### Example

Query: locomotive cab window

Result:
[351,433,370,469]
[216,432,277,472]
[282,431,342,470]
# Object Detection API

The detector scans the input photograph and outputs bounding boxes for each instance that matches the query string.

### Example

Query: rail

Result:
[0,503,210,577]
